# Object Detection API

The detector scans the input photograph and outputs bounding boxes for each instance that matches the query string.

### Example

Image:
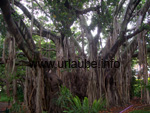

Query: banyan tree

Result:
[0,0,150,112]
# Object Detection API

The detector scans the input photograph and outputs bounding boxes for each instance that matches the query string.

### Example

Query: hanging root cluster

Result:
[2,33,16,96]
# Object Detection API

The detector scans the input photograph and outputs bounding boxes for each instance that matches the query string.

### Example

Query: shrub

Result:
[56,86,106,113]
[130,76,136,98]
[0,91,12,102]
[132,78,150,98]
[9,103,27,113]
[17,86,24,102]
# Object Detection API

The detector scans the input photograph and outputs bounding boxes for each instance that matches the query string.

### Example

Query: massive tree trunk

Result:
[138,32,150,104]
[24,66,63,112]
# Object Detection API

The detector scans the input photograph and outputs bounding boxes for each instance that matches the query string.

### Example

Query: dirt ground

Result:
[99,98,150,113]
[0,102,11,111]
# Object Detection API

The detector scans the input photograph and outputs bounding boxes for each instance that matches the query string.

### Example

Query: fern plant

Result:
[82,97,90,113]
[91,98,106,113]
[56,86,106,113]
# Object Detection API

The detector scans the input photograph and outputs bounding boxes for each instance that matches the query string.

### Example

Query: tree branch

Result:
[79,15,93,41]
[33,0,51,18]
[70,36,83,54]
[0,58,30,66]
[103,24,148,60]
[103,0,150,60]
[32,29,60,43]
[11,7,36,51]
[120,0,141,34]
[114,0,126,16]
[76,5,101,15]
[0,0,40,61]
[14,0,59,42]
[125,25,147,39]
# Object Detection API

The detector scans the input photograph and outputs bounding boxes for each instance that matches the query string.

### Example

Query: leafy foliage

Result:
[0,14,7,37]
[9,103,27,113]
[0,91,12,102]
[56,86,106,113]
[16,86,24,102]
[131,78,150,98]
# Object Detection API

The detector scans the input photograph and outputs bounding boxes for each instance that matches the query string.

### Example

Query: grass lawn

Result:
[130,110,150,113]
[0,91,12,102]
[130,106,150,113]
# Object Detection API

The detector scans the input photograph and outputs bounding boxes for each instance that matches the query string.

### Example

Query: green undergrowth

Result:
[131,77,150,98]
[55,86,106,113]
[0,86,24,102]
[0,91,12,102]
[9,103,27,113]
[130,110,150,113]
